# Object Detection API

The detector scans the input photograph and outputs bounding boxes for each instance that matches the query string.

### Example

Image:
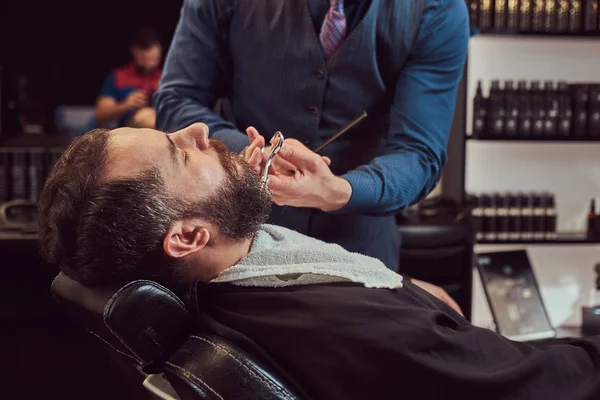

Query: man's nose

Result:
[177,123,210,150]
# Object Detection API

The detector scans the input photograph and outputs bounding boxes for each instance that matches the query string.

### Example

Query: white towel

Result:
[211,224,403,289]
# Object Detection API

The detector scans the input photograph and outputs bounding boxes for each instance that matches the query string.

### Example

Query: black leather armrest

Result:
[164,334,301,400]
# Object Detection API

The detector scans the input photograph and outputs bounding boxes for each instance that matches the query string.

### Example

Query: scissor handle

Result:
[262,131,284,185]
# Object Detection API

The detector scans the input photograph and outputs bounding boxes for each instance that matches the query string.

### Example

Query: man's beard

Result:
[186,139,272,240]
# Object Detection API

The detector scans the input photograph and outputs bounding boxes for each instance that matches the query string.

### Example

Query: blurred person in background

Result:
[95,28,163,129]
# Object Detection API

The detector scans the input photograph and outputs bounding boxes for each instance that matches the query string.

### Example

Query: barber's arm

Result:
[265,0,469,214]
[154,0,249,153]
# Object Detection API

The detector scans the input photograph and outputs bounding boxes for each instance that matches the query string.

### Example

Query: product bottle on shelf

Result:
[581,263,600,336]
[489,80,505,137]
[519,0,534,31]
[520,193,534,240]
[469,194,484,241]
[473,80,488,138]
[543,193,557,240]
[532,0,545,31]
[517,80,532,138]
[572,84,589,138]
[507,0,519,29]
[481,194,496,241]
[543,81,558,137]
[504,80,519,136]
[568,0,583,32]
[531,81,545,137]
[587,84,600,138]
[532,193,546,240]
[587,198,597,239]
[557,81,572,137]
[469,0,479,30]
[583,0,599,31]
[508,194,521,241]
[0,148,10,202]
[556,0,570,31]
[544,0,558,31]
[497,193,510,241]
[494,0,508,29]
[479,0,493,29]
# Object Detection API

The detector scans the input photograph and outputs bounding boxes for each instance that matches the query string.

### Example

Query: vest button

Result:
[315,69,326,79]
[308,106,319,114]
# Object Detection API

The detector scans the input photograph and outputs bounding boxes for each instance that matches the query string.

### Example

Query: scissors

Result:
[262,131,284,185]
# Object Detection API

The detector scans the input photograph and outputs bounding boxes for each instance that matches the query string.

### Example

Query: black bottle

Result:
[469,194,484,241]
[480,0,493,29]
[504,80,519,136]
[469,0,480,30]
[532,0,545,31]
[531,81,545,137]
[587,84,600,138]
[520,193,534,240]
[489,80,505,136]
[588,198,598,238]
[497,193,510,241]
[584,0,599,31]
[508,0,520,28]
[508,194,522,241]
[569,0,583,31]
[532,194,546,240]
[543,81,558,137]
[28,148,45,203]
[10,148,28,200]
[518,81,533,138]
[557,81,572,137]
[0,148,10,202]
[572,84,589,138]
[543,193,557,239]
[556,0,570,30]
[473,81,488,138]
[520,0,534,30]
[544,0,558,31]
[481,194,496,241]
[495,0,508,29]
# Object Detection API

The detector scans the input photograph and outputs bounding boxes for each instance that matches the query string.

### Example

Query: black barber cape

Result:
[191,280,600,399]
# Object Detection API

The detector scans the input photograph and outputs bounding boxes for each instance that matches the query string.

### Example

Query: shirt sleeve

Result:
[340,0,469,215]
[99,73,116,99]
[154,0,249,153]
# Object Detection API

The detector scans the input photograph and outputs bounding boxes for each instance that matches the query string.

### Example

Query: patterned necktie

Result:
[319,0,347,59]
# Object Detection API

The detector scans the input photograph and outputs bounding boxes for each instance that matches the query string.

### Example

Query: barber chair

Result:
[398,222,475,321]
[51,272,302,400]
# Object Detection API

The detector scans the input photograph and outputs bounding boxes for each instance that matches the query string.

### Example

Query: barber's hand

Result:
[245,127,331,176]
[266,139,350,212]
[123,90,148,110]
[411,279,464,317]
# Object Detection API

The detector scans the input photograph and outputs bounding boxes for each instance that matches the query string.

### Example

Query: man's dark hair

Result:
[130,28,161,50]
[39,129,184,287]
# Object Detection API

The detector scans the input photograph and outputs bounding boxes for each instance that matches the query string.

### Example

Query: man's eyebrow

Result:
[165,134,178,164]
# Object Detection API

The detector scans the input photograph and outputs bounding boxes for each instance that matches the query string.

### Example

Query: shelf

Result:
[477,232,600,245]
[471,29,600,38]
[466,135,600,142]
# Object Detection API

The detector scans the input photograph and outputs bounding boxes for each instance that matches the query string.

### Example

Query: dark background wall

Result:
[0,0,183,106]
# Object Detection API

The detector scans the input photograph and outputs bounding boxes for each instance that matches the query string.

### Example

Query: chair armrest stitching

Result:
[165,361,224,400]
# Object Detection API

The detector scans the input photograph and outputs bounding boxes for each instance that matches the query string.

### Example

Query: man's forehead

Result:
[103,128,171,181]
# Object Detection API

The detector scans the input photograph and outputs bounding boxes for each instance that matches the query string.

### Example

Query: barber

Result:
[155,0,469,272]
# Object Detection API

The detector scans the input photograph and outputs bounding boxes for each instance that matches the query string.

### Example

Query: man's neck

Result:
[198,233,256,282]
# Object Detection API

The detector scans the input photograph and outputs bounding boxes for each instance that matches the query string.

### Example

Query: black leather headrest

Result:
[51,272,190,372]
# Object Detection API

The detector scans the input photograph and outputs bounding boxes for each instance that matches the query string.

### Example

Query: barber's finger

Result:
[276,140,321,170]
[248,147,263,174]
[246,135,265,160]
[266,174,298,195]
[321,156,331,166]
[246,126,261,142]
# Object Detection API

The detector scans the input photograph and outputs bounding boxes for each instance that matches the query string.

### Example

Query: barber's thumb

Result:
[246,126,260,140]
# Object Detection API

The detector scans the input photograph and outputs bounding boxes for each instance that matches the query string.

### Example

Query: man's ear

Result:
[163,220,210,259]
